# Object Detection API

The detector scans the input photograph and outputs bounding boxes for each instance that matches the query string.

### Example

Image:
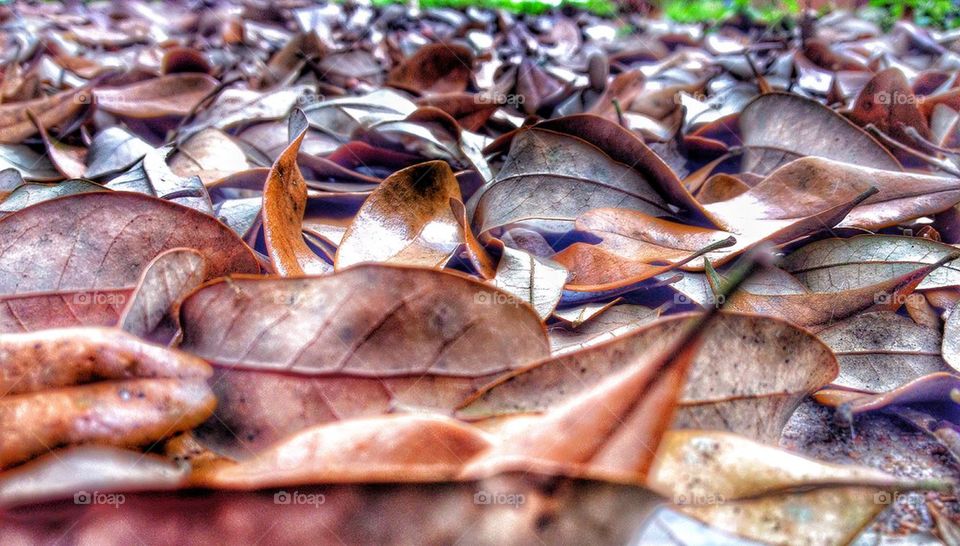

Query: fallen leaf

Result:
[648,429,944,546]
[93,74,218,118]
[557,156,880,288]
[386,43,474,95]
[118,248,207,344]
[817,312,950,392]
[846,67,931,149]
[738,92,900,171]
[0,179,105,216]
[178,266,549,456]
[945,307,960,372]
[719,257,950,328]
[0,144,60,181]
[0,87,90,144]
[0,446,188,508]
[469,114,710,237]
[262,127,332,275]
[460,312,836,443]
[0,328,215,468]
[783,234,960,292]
[0,288,129,333]
[0,191,259,295]
[336,160,469,270]
[0,474,661,544]
[490,245,568,320]
[549,303,661,354]
[169,128,250,186]
[84,127,154,179]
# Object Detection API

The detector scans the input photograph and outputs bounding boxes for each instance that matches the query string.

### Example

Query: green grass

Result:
[369,0,617,16]
[867,0,960,29]
[663,0,800,25]
[11,0,960,30]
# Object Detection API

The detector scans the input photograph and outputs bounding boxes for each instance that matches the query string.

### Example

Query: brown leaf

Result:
[92,74,218,118]
[0,288,128,333]
[847,67,931,148]
[817,312,950,392]
[178,266,549,455]
[0,191,259,295]
[556,156,878,289]
[0,446,187,508]
[490,245,568,320]
[814,372,960,420]
[549,303,661,354]
[262,129,332,275]
[0,474,661,544]
[336,161,469,270]
[470,114,710,236]
[169,128,250,186]
[0,87,90,144]
[461,312,836,442]
[118,248,207,344]
[194,299,710,487]
[649,429,942,546]
[416,93,500,132]
[26,110,86,179]
[739,92,900,171]
[0,179,105,216]
[943,307,960,373]
[0,328,214,468]
[386,43,474,95]
[192,415,490,486]
[783,234,960,291]
[721,259,945,328]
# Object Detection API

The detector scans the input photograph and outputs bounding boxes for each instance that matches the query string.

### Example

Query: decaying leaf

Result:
[649,430,946,546]
[0,328,215,468]
[469,115,709,237]
[262,128,331,275]
[178,266,549,455]
[118,248,207,344]
[738,92,901,171]
[945,307,960,372]
[549,304,661,354]
[784,234,960,292]
[0,472,662,544]
[719,257,951,328]
[491,245,568,320]
[817,312,950,392]
[460,312,836,443]
[92,74,218,118]
[0,191,259,295]
[336,161,470,270]
[170,128,250,186]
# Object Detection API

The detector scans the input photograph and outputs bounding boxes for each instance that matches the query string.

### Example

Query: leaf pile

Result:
[2,1,960,544]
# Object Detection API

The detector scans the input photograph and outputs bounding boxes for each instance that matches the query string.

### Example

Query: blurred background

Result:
[358,0,959,28]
